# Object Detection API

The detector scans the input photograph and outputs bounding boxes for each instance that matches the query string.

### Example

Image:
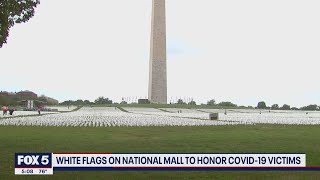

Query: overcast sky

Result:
[1,0,320,107]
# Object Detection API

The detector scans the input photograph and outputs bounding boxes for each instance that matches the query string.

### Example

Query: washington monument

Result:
[148,0,167,104]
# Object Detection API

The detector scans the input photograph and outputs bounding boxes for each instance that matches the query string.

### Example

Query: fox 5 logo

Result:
[15,153,52,167]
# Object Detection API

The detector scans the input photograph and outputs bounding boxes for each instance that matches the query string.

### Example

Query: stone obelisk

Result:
[148,0,167,104]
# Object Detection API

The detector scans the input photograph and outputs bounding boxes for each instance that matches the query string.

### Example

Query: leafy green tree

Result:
[0,95,19,106]
[0,96,10,105]
[257,101,267,109]
[94,97,112,104]
[271,104,279,110]
[120,101,127,104]
[207,99,216,106]
[300,104,318,111]
[0,0,40,47]
[60,100,73,106]
[218,101,237,107]
[75,99,84,105]
[176,99,186,105]
[188,100,196,105]
[281,104,291,110]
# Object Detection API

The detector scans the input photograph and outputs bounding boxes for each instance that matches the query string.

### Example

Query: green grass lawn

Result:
[1,125,320,179]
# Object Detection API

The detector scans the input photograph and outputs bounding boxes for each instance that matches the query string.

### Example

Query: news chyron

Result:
[15,153,53,175]
[14,153,311,175]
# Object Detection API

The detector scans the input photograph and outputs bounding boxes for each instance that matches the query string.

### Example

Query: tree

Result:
[207,99,216,106]
[300,104,318,111]
[0,95,19,106]
[75,99,84,105]
[218,101,237,107]
[0,96,10,105]
[188,100,196,105]
[60,100,73,106]
[0,0,40,47]
[271,104,279,110]
[257,101,267,109]
[94,97,112,104]
[281,104,291,110]
[176,99,186,105]
[120,101,127,104]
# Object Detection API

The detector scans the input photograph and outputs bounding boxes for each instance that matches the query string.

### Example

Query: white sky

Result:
[1,0,320,107]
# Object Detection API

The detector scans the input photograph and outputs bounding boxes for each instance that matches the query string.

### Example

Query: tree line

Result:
[59,97,240,107]
[59,98,319,111]
[257,101,319,111]
[0,95,57,106]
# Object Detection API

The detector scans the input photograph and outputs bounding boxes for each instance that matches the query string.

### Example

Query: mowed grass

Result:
[1,125,320,179]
